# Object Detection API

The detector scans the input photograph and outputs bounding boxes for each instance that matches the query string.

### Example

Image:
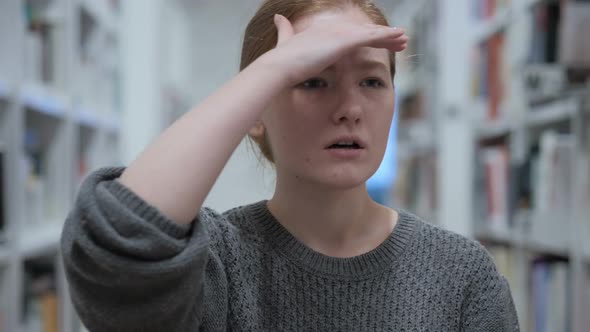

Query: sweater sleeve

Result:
[60,167,227,332]
[460,244,520,332]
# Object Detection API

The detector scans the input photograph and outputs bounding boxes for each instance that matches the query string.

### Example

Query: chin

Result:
[309,168,373,190]
[282,156,381,190]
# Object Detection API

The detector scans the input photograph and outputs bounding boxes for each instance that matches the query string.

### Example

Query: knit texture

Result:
[61,167,519,332]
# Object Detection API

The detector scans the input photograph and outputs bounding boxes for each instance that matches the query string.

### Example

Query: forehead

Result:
[292,7,373,31]
[293,8,390,68]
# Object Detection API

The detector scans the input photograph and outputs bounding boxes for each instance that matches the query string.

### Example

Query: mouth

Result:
[326,142,363,150]
[325,137,366,150]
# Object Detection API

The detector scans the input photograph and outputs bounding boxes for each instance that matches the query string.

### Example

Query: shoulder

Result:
[400,210,500,279]
[409,218,522,329]
[401,212,516,311]
[198,200,267,245]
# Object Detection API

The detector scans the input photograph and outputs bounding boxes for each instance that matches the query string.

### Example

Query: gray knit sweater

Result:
[61,167,519,331]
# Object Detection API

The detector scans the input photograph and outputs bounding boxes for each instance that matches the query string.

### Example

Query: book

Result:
[559,1,590,67]
[476,144,510,232]
[488,245,513,281]
[513,130,574,247]
[532,131,574,215]
[471,0,511,21]
[487,33,505,120]
[531,259,569,332]
[23,127,46,226]
[528,1,561,64]
[522,65,566,104]
[393,153,437,221]
[471,32,507,121]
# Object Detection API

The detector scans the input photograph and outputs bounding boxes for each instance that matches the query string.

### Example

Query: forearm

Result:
[119,53,288,225]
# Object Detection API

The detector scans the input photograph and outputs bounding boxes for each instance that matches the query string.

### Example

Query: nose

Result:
[331,88,363,125]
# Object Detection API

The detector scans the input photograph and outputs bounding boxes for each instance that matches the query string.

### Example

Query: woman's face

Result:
[259,8,395,190]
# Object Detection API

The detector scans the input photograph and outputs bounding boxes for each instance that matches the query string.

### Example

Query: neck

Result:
[267,175,396,258]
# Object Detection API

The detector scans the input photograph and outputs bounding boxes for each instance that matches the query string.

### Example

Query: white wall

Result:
[120,0,163,165]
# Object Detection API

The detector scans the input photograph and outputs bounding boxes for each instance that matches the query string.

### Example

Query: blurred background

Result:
[0,0,589,331]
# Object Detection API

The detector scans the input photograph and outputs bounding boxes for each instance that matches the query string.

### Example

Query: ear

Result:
[248,120,265,138]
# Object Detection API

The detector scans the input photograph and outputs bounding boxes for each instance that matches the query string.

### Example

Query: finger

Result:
[356,25,405,49]
[369,34,408,52]
[395,42,408,52]
[363,24,405,39]
[275,14,294,46]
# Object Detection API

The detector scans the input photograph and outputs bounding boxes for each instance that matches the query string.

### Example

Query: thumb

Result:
[274,14,294,47]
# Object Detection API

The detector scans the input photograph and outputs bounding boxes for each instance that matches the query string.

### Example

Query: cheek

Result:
[264,110,320,162]
[370,106,395,147]
[274,98,326,142]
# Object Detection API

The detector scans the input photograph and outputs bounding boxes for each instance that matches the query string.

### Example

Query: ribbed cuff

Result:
[89,167,192,239]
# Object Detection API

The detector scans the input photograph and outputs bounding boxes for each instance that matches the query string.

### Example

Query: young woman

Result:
[61,0,519,331]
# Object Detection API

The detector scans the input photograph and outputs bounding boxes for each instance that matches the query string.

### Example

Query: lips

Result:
[325,135,366,149]
[328,143,362,149]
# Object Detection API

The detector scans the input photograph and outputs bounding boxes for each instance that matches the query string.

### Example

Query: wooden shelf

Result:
[75,107,121,135]
[472,7,511,43]
[524,236,570,258]
[79,0,119,35]
[476,118,514,140]
[474,226,514,245]
[75,107,102,131]
[472,0,544,43]
[20,83,69,119]
[476,227,571,258]
[526,97,578,127]
[17,221,63,259]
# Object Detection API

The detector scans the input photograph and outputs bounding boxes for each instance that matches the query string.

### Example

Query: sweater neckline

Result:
[249,200,420,279]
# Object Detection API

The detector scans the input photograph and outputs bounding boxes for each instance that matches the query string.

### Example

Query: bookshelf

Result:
[0,0,122,331]
[390,0,440,224]
[470,0,590,330]
[391,0,590,331]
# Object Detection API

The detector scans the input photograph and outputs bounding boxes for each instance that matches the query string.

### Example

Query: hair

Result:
[241,0,396,166]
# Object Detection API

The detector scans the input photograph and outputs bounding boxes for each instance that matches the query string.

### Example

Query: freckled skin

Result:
[256,9,395,192]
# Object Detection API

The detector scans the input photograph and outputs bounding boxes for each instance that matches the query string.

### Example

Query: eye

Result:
[360,78,386,88]
[299,78,328,89]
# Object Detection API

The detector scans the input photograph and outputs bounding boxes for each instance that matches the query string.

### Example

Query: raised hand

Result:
[270,13,407,85]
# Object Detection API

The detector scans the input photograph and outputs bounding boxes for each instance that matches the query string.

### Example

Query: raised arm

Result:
[117,15,407,225]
